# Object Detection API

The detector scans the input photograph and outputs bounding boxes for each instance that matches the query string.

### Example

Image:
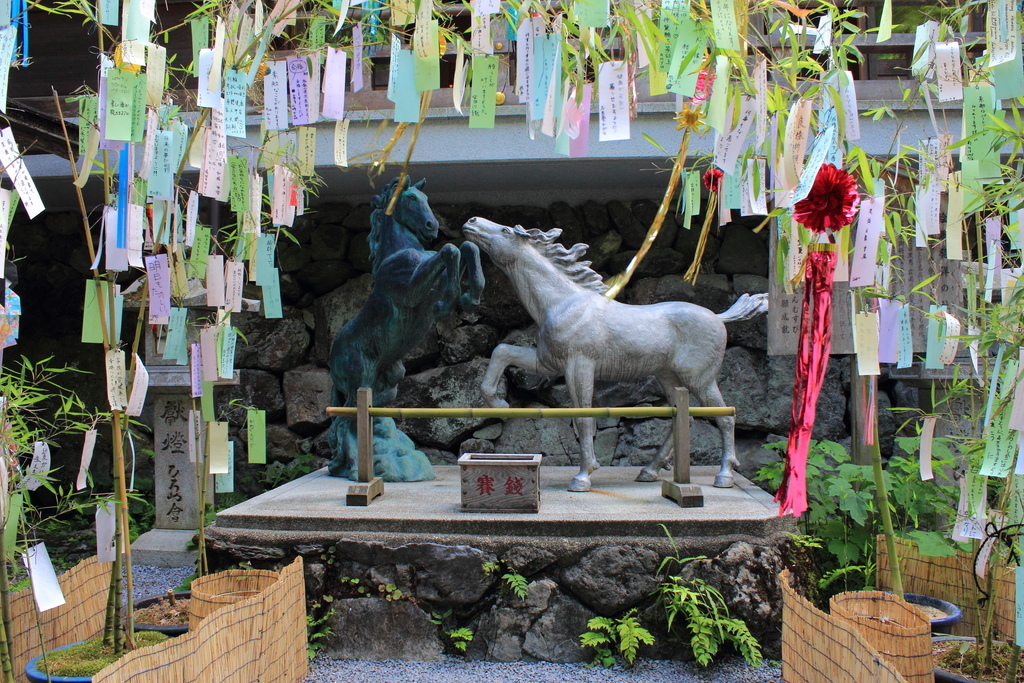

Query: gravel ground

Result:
[134,566,780,682]
[304,654,782,682]
[131,565,194,601]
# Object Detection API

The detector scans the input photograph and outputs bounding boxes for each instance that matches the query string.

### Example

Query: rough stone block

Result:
[324,597,443,660]
[283,366,333,435]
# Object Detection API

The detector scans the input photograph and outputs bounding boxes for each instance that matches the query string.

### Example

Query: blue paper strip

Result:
[984,343,1005,429]
[117,145,129,249]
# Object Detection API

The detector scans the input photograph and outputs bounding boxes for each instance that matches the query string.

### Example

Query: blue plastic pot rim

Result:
[25,641,94,683]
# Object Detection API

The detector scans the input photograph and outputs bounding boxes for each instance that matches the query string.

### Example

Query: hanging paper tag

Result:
[105,348,128,411]
[919,416,936,480]
[22,543,66,612]
[95,503,116,562]
[76,429,97,491]
[24,441,49,491]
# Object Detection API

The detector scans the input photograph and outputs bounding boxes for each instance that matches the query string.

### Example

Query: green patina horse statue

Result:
[326,178,484,481]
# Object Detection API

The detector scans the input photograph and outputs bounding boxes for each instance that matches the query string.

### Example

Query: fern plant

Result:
[502,572,529,600]
[656,576,762,667]
[446,627,474,653]
[306,599,335,659]
[579,611,654,668]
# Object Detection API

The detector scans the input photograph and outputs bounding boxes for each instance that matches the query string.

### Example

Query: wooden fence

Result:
[781,569,907,683]
[877,535,1014,640]
[9,554,109,676]
[93,557,307,683]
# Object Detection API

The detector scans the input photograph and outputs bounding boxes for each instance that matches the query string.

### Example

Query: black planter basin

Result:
[933,666,977,683]
[903,593,962,634]
[134,590,190,636]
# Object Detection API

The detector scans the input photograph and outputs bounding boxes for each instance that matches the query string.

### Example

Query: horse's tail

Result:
[717,293,769,322]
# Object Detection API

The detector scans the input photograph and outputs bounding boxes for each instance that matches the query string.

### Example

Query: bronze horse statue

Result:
[326,178,484,480]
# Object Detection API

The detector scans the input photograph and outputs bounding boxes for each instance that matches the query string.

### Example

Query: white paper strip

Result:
[919,415,937,480]
[76,429,97,490]
[597,61,629,141]
[95,503,116,562]
[23,543,66,612]
[24,441,49,492]
[126,353,149,417]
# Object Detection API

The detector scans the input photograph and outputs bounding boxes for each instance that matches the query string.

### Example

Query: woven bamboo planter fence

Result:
[9,554,109,676]
[93,557,307,683]
[188,568,280,630]
[829,591,933,683]
[781,570,907,683]
[876,536,1014,640]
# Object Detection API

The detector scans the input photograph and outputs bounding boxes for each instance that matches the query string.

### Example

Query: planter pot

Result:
[933,667,977,683]
[134,590,190,636]
[903,593,963,634]
[188,568,278,629]
[25,642,92,683]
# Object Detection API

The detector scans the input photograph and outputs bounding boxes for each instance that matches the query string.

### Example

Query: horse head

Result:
[462,217,562,268]
[392,179,439,245]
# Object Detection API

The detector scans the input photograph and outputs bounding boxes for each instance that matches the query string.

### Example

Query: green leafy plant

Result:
[377,583,404,601]
[306,600,335,659]
[655,531,762,668]
[445,627,474,653]
[501,571,529,600]
[579,611,654,668]
[655,576,762,667]
[755,439,960,574]
[339,576,367,596]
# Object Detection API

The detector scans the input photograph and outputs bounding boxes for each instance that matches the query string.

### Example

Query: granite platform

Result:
[210,466,794,558]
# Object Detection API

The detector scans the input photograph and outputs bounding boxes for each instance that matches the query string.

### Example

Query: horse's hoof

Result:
[568,475,591,492]
[484,397,509,410]
[460,293,480,314]
[635,470,659,483]
[713,474,734,488]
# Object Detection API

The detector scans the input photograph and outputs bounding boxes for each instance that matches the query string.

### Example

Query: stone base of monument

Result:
[207,466,795,663]
[132,528,198,567]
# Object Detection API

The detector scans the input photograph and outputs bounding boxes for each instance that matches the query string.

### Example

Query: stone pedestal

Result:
[132,324,237,567]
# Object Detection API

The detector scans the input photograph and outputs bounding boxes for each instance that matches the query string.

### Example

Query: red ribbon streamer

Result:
[777,247,837,517]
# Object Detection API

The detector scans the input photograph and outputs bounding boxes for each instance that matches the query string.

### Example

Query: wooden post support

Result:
[662,387,704,508]
[347,387,384,506]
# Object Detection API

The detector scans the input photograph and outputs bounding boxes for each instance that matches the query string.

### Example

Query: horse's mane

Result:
[514,224,608,294]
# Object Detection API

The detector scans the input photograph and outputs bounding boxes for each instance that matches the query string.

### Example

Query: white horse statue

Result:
[462,216,769,492]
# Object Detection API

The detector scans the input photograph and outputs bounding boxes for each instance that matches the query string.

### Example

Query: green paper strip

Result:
[469,55,498,129]
[201,380,216,421]
[877,0,892,43]
[190,17,210,75]
[413,20,440,92]
[247,409,266,464]
[924,304,946,370]
[4,491,21,556]
[82,280,124,344]
[215,441,235,493]
[188,225,211,279]
[577,0,610,28]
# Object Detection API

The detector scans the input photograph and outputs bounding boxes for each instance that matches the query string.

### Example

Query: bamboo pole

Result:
[326,405,735,418]
[871,436,904,598]
[0,502,13,683]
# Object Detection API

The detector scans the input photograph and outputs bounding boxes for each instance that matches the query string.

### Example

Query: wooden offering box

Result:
[458,453,542,513]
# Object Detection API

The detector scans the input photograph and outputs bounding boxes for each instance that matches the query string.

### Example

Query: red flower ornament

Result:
[792,163,860,233]
[703,168,724,193]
